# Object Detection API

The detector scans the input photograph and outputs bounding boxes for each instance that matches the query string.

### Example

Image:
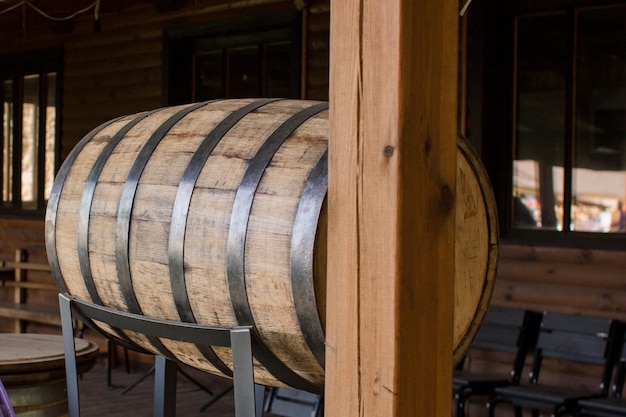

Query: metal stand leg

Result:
[231,328,260,417]
[254,385,265,417]
[154,356,177,417]
[59,294,80,417]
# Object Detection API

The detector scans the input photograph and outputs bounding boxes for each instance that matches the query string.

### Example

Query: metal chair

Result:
[453,306,542,417]
[576,340,626,417]
[486,312,625,417]
[264,387,323,417]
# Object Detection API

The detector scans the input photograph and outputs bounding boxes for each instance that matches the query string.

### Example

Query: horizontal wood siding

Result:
[0,219,56,333]
[492,243,626,321]
[0,219,46,263]
[62,29,164,153]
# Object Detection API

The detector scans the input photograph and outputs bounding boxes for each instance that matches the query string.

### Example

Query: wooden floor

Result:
[77,359,281,417]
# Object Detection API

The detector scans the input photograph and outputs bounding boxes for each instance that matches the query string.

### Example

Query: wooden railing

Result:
[0,249,60,332]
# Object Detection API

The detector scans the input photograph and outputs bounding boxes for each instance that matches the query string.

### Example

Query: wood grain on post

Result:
[327,0,458,415]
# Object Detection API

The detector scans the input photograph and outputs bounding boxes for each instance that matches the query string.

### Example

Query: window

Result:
[165,10,301,105]
[1,48,61,216]
[193,36,299,100]
[466,0,625,248]
[512,4,626,237]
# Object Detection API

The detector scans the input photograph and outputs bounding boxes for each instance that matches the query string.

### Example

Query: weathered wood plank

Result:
[63,68,162,94]
[63,29,163,52]
[497,259,626,289]
[0,303,61,326]
[325,0,362,411]
[495,243,626,323]
[65,51,163,76]
[63,83,163,106]
[500,244,626,268]
[492,279,626,318]
[3,281,58,291]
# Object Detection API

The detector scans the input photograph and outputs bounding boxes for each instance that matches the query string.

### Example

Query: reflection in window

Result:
[513,5,626,233]
[44,73,57,201]
[2,80,14,203]
[22,74,39,206]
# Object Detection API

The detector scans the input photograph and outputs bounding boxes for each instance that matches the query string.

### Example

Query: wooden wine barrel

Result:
[45,99,497,392]
[0,334,98,417]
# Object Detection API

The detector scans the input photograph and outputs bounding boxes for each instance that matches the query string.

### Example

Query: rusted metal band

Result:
[73,112,155,348]
[169,98,279,324]
[45,117,121,294]
[227,101,328,392]
[115,102,209,359]
[169,98,279,377]
[78,111,153,305]
[291,149,328,369]
[46,115,148,349]
[116,102,208,315]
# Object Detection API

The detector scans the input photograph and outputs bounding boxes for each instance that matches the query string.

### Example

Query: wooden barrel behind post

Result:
[453,135,498,364]
[45,99,497,392]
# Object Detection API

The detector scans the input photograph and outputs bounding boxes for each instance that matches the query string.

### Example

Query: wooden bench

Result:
[0,249,60,332]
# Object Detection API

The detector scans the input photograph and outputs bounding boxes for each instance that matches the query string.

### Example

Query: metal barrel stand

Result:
[59,293,264,417]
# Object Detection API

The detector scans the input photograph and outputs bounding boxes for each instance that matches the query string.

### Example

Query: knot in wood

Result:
[440,185,454,212]
[424,138,432,153]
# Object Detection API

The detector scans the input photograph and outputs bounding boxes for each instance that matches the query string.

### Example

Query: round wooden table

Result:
[0,334,99,417]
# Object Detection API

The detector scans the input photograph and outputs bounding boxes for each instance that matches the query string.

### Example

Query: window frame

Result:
[0,48,62,218]
[466,0,626,250]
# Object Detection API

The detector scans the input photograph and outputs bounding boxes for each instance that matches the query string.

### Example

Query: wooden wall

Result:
[494,244,626,321]
[0,218,56,333]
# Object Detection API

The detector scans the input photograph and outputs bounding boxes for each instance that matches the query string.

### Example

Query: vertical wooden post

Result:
[326,0,458,416]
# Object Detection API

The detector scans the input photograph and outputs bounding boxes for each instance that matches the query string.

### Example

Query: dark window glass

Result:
[573,7,626,233]
[167,11,301,104]
[264,41,298,97]
[227,46,260,98]
[194,51,223,101]
[513,13,568,230]
[511,4,626,235]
